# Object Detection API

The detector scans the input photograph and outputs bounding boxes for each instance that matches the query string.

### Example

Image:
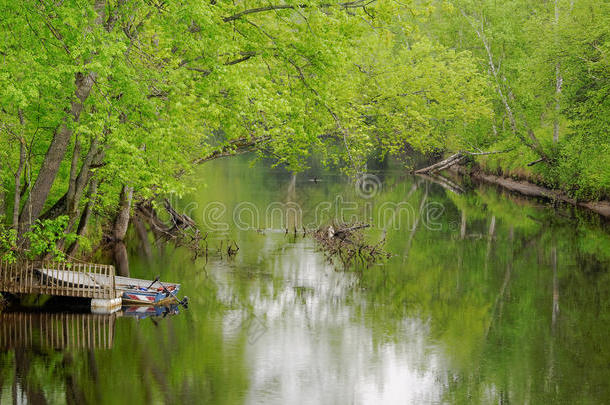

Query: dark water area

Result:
[1,157,609,404]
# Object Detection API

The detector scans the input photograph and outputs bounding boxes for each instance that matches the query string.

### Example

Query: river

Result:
[1,157,609,404]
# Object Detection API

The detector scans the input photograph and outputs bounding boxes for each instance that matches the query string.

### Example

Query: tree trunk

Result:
[113,185,133,241]
[66,178,99,256]
[0,155,5,220]
[18,71,97,235]
[66,134,81,210]
[41,138,103,221]
[553,63,562,144]
[135,202,169,239]
[56,141,104,252]
[69,137,101,215]
[461,9,548,161]
[112,185,133,276]
[12,138,26,228]
[553,0,562,144]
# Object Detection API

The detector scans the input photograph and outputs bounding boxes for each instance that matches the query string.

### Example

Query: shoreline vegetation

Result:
[450,165,610,218]
[415,154,610,218]
[1,0,608,268]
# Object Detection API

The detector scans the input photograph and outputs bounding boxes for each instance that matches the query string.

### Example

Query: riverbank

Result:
[449,165,610,218]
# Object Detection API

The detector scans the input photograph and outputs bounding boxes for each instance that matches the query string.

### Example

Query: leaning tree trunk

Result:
[12,137,26,227]
[66,134,81,215]
[18,71,97,236]
[41,138,103,222]
[66,178,99,256]
[112,185,133,277]
[415,152,465,174]
[55,142,104,252]
[17,0,107,236]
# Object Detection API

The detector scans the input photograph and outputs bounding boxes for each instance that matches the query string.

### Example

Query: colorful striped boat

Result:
[116,276,181,306]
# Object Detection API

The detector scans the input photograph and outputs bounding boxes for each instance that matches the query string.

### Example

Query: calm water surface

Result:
[1,158,609,404]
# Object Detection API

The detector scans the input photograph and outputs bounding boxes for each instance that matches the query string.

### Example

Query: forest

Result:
[1,0,608,265]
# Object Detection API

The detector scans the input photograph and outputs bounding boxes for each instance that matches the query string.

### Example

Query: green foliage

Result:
[0,0,492,247]
[24,216,80,261]
[424,0,610,200]
[0,226,17,263]
[352,34,492,157]
[0,217,84,262]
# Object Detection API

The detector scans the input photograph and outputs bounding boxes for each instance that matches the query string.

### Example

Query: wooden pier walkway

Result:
[0,260,117,300]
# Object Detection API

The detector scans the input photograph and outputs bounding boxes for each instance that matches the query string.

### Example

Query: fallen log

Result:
[415,149,514,174]
[414,152,464,174]
[164,198,197,230]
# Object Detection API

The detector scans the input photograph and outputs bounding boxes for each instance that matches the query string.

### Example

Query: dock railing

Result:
[0,260,116,300]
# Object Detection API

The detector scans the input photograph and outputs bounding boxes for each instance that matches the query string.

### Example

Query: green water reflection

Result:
[1,157,609,404]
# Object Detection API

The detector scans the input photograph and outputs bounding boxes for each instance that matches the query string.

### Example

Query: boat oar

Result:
[145,276,160,290]
[154,279,189,309]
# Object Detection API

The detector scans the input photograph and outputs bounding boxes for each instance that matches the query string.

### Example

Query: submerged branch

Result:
[313,221,389,270]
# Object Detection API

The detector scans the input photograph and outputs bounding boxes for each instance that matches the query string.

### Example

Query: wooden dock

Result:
[0,260,117,300]
[1,259,184,311]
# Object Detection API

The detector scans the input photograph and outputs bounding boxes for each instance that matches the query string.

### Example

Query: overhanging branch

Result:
[223,0,377,22]
[191,135,271,165]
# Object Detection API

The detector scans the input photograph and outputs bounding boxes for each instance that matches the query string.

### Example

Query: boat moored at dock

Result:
[1,261,187,308]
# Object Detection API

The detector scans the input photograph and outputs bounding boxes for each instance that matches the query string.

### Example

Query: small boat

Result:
[115,276,182,306]
[119,285,180,306]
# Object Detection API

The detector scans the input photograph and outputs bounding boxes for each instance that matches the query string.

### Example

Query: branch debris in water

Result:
[313,221,390,270]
